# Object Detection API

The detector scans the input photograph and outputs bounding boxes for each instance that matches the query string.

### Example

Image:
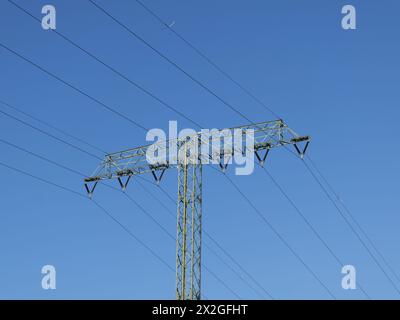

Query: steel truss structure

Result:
[84,119,310,300]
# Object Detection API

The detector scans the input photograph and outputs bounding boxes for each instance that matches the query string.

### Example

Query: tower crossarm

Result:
[84,119,310,184]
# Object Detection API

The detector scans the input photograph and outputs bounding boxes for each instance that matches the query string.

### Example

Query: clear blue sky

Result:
[0,0,399,299]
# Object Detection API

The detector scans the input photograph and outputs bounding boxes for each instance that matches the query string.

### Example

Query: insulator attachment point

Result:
[117,174,132,192]
[219,162,228,172]
[291,136,310,159]
[150,166,167,185]
[255,148,270,167]
[84,179,99,198]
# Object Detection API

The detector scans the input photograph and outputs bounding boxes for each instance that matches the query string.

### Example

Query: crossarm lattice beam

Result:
[85,119,310,184]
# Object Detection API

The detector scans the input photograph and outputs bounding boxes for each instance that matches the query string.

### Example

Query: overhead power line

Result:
[4,2,351,298]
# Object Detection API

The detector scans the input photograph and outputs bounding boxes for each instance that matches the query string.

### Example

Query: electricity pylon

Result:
[84,119,310,300]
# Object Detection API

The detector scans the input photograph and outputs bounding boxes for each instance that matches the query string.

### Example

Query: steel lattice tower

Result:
[84,120,310,300]
[176,145,202,299]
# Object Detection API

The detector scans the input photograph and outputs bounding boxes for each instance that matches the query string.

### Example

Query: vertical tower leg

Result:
[176,160,202,300]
